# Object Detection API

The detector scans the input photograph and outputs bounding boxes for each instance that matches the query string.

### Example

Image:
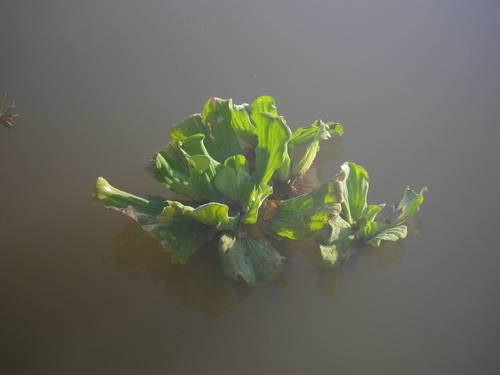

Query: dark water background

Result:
[1,1,500,374]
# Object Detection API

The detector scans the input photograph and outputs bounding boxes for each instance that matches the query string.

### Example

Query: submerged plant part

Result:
[316,162,427,268]
[94,96,344,285]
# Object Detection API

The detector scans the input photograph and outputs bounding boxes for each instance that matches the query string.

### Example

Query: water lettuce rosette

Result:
[94,96,425,285]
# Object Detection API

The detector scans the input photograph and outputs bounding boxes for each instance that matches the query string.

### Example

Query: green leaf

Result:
[185,202,231,226]
[247,98,288,181]
[201,97,244,162]
[214,154,252,203]
[252,112,292,185]
[318,238,353,269]
[366,225,408,247]
[291,140,320,179]
[229,102,258,146]
[291,120,343,145]
[268,179,343,240]
[93,178,214,263]
[170,98,243,163]
[170,114,206,141]
[157,200,193,222]
[249,95,278,115]
[340,162,369,224]
[93,177,165,224]
[240,183,273,224]
[190,202,230,226]
[144,216,216,264]
[315,216,355,268]
[382,187,428,229]
[354,219,379,241]
[218,232,284,285]
[286,119,343,181]
[275,154,292,181]
[150,134,222,201]
[317,215,353,244]
[226,96,279,147]
[151,145,202,200]
[215,216,240,231]
[363,187,427,247]
[179,133,210,156]
[158,200,231,227]
[236,111,291,223]
[154,142,190,178]
[179,134,223,201]
[179,134,220,172]
[363,204,386,222]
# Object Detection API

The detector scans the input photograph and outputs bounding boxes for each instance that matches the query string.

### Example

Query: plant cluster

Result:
[94,96,426,285]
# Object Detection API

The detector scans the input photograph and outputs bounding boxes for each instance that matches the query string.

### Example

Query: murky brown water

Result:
[1,1,500,374]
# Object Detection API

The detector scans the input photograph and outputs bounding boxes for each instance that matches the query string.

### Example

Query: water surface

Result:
[1,1,500,374]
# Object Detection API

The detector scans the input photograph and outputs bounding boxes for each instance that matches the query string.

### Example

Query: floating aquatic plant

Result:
[316,162,427,268]
[93,96,426,285]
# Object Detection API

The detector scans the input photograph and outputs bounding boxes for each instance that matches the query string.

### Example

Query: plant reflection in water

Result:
[299,216,423,299]
[107,214,420,313]
[108,222,254,317]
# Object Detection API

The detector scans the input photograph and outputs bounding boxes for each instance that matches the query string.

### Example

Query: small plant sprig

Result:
[316,162,427,268]
[0,92,20,129]
[93,96,426,285]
